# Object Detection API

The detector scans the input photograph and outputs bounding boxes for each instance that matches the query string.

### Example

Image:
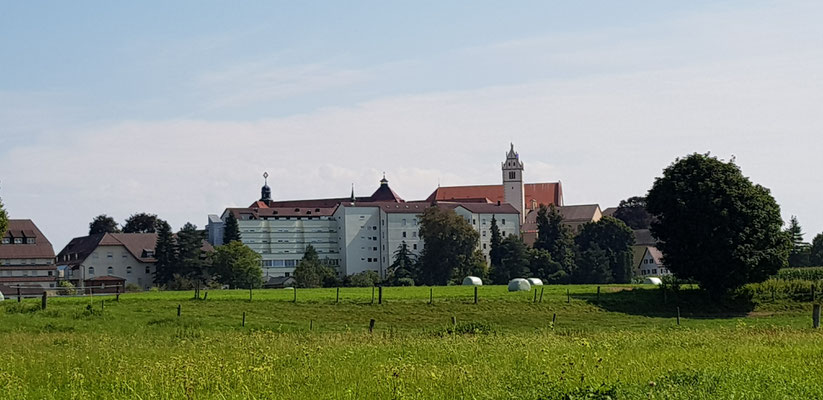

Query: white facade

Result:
[502,144,525,222]
[636,247,671,277]
[66,245,155,289]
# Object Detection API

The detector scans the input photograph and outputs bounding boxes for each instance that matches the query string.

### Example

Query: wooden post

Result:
[597,286,601,301]
[17,287,21,303]
[116,286,120,302]
[293,288,297,303]
[249,287,253,302]
[813,304,821,329]
[552,313,557,326]
[177,304,181,317]
[369,319,375,334]
[566,288,570,304]
[242,312,246,327]
[451,316,457,327]
[429,287,433,304]
[310,320,313,331]
[378,286,383,305]
[101,300,104,313]
[203,291,208,301]
[336,287,340,304]
[676,306,681,326]
[474,286,478,304]
[41,292,47,310]
[539,287,544,303]
[533,289,538,303]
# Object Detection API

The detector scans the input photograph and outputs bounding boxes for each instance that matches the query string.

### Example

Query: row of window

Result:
[1,237,36,244]
[85,266,151,276]
[1,270,54,277]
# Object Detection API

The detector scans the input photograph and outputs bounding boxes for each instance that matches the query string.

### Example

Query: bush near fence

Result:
[776,267,823,281]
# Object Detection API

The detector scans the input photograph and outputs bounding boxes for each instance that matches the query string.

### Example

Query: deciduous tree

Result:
[490,235,530,284]
[89,214,120,234]
[613,196,653,230]
[575,216,635,283]
[293,245,336,288]
[210,241,262,289]
[811,233,823,266]
[534,204,575,272]
[417,207,482,285]
[123,213,159,233]
[646,153,791,298]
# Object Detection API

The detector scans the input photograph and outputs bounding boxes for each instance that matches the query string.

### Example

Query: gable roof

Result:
[426,182,563,207]
[57,233,213,266]
[521,204,602,232]
[0,220,55,260]
[602,207,618,217]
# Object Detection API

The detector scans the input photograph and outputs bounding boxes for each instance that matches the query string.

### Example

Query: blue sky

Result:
[1,1,822,249]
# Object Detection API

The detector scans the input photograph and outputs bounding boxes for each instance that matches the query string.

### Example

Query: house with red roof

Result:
[0,219,57,296]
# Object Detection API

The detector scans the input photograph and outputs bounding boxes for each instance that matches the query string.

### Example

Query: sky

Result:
[1,1,822,249]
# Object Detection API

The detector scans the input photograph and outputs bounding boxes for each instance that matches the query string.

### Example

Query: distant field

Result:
[2,285,822,399]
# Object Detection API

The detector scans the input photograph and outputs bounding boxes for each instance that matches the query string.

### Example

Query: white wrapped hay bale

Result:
[0,291,4,301]
[527,278,543,286]
[508,278,531,292]
[462,276,483,286]
[644,277,663,285]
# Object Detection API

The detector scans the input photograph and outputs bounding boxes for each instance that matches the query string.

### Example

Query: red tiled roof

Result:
[0,220,55,261]
[427,182,563,207]
[85,275,126,282]
[57,233,211,266]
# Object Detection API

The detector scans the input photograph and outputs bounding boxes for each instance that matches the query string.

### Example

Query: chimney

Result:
[497,200,501,206]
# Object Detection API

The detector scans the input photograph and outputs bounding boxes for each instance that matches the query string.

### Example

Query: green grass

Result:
[2,284,822,399]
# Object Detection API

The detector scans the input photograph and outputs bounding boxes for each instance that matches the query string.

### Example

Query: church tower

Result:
[260,172,272,202]
[502,143,525,222]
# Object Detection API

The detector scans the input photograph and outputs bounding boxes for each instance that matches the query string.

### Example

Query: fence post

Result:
[429,287,433,304]
[177,304,181,317]
[249,287,253,302]
[539,287,544,303]
[552,313,557,327]
[813,304,821,329]
[310,320,313,331]
[17,287,21,303]
[116,286,120,302]
[378,286,383,305]
[566,288,570,304]
[474,286,478,304]
[336,287,340,304]
[676,306,681,326]
[369,319,375,334]
[242,312,246,327]
[293,288,297,303]
[203,291,208,301]
[451,316,457,327]
[41,292,47,310]
[597,286,601,301]
[533,289,538,303]
[101,300,105,313]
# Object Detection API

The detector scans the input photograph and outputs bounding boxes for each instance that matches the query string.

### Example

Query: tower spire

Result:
[260,172,272,202]
[350,183,356,202]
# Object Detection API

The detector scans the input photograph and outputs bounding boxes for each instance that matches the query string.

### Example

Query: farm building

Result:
[0,219,58,297]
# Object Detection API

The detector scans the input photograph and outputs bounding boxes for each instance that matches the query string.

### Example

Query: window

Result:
[284,272,290,277]
[402,219,407,226]
[92,252,98,259]
[14,238,22,244]
[107,267,113,275]
[122,252,128,258]
[483,243,487,249]
[88,266,95,276]
[402,232,407,238]
[26,238,35,244]
[482,231,487,237]
[373,247,377,251]
[48,271,53,277]
[413,244,417,250]
[502,219,506,225]
[652,269,657,274]
[127,267,132,275]
[508,171,516,179]
[472,219,476,225]
[1,238,8,244]
[373,226,377,230]
[412,232,417,238]
[107,252,113,258]
[146,266,151,274]
[482,219,486,225]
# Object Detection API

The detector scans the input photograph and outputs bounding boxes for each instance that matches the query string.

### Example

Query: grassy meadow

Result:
[2,284,822,399]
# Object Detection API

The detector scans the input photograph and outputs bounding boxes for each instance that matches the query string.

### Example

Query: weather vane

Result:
[263,171,269,184]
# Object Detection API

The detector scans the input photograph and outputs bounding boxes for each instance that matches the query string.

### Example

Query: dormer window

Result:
[14,238,22,244]
[1,238,9,244]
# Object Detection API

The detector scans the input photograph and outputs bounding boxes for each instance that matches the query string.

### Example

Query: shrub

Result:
[396,277,415,287]
[776,267,823,281]
[347,271,380,287]
[125,283,141,292]
[57,280,77,296]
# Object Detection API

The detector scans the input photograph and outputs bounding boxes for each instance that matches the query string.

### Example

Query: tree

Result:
[489,215,503,270]
[0,194,7,240]
[89,214,120,234]
[386,241,417,286]
[293,245,336,288]
[210,241,263,289]
[176,223,210,294]
[417,206,482,285]
[347,270,380,287]
[490,235,530,284]
[533,204,575,272]
[646,153,791,298]
[575,216,635,283]
[153,219,176,285]
[574,244,612,284]
[613,196,653,230]
[811,233,823,266]
[223,212,241,245]
[785,216,810,267]
[123,213,159,233]
[528,248,565,283]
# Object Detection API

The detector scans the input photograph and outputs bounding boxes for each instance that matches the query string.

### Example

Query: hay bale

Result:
[462,276,483,286]
[508,278,531,292]
[527,278,543,286]
[643,277,663,285]
[0,291,4,301]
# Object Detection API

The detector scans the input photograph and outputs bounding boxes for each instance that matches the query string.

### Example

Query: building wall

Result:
[636,250,671,277]
[334,206,382,276]
[382,212,424,276]
[67,245,155,289]
[454,208,520,263]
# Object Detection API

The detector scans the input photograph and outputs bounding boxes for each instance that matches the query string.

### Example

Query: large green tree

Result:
[575,216,635,283]
[417,207,482,285]
[528,248,565,283]
[210,241,262,289]
[153,219,176,285]
[533,204,575,273]
[293,245,336,288]
[123,213,159,233]
[89,214,120,234]
[646,153,791,297]
[177,223,210,293]
[613,196,653,230]
[811,233,823,266]
[489,235,531,284]
[489,215,503,271]
[574,244,612,284]
[785,216,810,267]
[223,212,241,245]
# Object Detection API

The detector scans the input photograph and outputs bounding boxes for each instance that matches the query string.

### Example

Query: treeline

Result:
[292,205,635,288]
[785,216,823,267]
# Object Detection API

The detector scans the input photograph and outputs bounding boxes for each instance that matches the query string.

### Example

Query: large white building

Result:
[207,145,545,279]
[0,219,58,296]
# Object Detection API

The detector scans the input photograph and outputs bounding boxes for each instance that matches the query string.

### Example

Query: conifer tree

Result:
[223,212,241,245]
[153,219,176,285]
